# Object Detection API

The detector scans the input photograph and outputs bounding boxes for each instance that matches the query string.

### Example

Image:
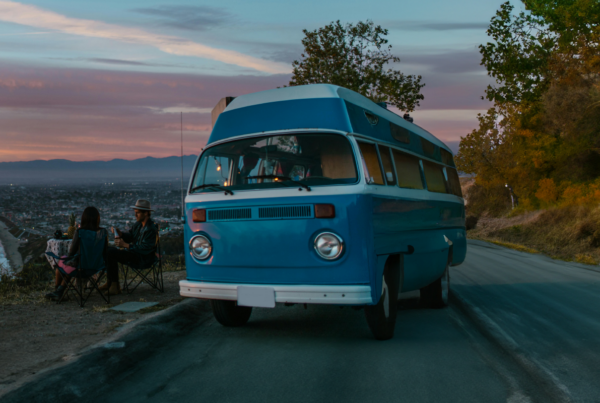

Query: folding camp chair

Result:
[120,224,164,294]
[45,229,109,307]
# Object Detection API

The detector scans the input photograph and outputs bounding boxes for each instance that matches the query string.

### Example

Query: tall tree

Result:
[290,20,424,112]
[480,0,600,105]
[455,108,522,205]
[479,2,554,105]
[459,0,600,214]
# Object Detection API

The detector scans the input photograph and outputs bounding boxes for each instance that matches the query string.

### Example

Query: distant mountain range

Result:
[0,156,199,185]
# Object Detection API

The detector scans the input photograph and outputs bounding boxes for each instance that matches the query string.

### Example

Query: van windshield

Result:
[190,134,358,193]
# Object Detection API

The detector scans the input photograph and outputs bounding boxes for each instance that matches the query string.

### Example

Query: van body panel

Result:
[185,194,373,286]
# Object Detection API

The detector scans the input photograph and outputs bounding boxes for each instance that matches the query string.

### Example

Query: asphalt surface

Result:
[91,300,519,403]
[453,240,600,403]
[74,239,600,403]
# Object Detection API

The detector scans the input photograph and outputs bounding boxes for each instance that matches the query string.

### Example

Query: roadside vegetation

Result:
[0,259,53,305]
[458,1,600,265]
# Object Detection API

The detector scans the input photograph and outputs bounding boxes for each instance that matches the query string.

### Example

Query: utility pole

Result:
[505,183,515,209]
[180,112,184,222]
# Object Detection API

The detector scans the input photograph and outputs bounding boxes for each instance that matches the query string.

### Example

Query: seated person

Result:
[101,199,158,295]
[45,206,108,301]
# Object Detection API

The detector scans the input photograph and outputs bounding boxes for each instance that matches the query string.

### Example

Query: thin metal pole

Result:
[180,112,184,219]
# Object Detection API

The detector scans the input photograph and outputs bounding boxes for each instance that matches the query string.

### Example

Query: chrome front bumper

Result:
[179,280,372,305]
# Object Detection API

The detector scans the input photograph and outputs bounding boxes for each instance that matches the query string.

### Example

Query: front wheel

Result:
[365,262,400,340]
[210,300,252,327]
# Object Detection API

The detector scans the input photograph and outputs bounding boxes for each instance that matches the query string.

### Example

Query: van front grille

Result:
[258,205,312,219]
[204,205,314,222]
[207,208,252,221]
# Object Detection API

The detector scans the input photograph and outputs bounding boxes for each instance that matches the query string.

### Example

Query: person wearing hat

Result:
[100,199,158,295]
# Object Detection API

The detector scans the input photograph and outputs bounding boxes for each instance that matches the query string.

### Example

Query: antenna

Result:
[180,112,184,221]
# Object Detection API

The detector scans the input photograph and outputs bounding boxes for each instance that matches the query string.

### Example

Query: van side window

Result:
[422,160,448,193]
[445,167,463,197]
[392,149,424,189]
[421,138,436,158]
[440,148,455,167]
[378,145,396,186]
[357,141,384,185]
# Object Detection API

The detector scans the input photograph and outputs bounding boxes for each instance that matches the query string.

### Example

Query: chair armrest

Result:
[45,252,79,260]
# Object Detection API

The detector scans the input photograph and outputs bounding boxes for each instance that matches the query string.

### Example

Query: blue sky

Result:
[0,0,520,162]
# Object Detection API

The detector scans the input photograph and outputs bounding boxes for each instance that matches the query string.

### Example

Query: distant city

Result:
[0,182,186,239]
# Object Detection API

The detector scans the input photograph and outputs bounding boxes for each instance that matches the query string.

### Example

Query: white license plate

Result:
[237,286,276,308]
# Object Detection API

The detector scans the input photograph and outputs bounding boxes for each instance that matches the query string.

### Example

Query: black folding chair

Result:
[45,229,109,307]
[120,225,164,294]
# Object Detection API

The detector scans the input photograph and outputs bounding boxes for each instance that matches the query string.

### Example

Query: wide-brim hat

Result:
[130,199,154,211]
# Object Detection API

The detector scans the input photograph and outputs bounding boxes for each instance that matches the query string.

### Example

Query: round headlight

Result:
[314,232,344,260]
[190,235,212,260]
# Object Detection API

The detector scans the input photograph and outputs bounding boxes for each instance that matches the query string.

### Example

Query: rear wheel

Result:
[365,259,400,340]
[420,263,450,309]
[211,300,252,327]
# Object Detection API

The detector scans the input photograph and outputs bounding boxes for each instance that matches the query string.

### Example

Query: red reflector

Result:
[314,204,335,218]
[192,209,206,222]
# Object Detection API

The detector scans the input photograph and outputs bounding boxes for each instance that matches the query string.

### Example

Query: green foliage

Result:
[460,0,600,215]
[480,2,554,105]
[290,20,425,112]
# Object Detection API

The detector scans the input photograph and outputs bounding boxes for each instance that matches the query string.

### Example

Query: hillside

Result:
[461,178,600,265]
[0,155,199,185]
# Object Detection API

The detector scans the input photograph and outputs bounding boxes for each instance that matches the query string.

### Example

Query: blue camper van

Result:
[180,84,466,340]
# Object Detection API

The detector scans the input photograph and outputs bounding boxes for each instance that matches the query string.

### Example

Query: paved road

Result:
[453,240,600,403]
[89,240,600,403]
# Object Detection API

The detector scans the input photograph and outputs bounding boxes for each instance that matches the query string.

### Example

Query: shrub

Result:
[536,178,559,205]
[465,216,479,230]
[465,183,512,217]
[575,254,597,265]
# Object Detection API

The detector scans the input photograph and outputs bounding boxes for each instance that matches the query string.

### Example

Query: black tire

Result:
[210,300,253,327]
[420,263,450,309]
[365,258,400,340]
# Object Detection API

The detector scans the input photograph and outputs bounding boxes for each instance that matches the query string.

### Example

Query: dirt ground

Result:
[0,270,188,393]
[467,210,545,238]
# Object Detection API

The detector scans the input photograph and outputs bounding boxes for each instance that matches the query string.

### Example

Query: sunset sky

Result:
[0,0,515,162]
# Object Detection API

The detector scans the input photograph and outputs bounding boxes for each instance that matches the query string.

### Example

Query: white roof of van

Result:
[225,84,451,153]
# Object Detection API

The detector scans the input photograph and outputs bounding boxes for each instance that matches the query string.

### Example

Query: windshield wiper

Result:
[246,175,311,191]
[190,183,234,195]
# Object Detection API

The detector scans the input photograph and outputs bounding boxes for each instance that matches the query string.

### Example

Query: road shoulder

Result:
[1,297,211,403]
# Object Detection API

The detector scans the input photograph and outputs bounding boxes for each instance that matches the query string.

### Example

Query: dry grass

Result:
[0,261,54,305]
[575,254,598,265]
[468,204,600,265]
[488,240,540,254]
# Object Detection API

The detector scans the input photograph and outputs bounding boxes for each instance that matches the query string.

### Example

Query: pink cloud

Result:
[0,63,490,161]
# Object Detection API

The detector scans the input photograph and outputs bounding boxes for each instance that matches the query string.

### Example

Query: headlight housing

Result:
[314,232,344,260]
[190,235,212,260]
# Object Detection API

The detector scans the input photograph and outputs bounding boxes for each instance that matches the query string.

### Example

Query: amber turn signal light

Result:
[314,204,335,218]
[192,209,206,222]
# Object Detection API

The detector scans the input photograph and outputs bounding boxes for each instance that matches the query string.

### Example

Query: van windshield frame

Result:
[189,133,359,194]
